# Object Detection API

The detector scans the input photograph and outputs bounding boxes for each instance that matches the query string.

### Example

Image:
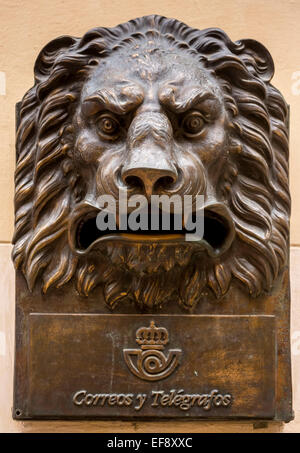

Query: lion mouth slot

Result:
[75,207,234,257]
[203,210,231,250]
[76,210,186,250]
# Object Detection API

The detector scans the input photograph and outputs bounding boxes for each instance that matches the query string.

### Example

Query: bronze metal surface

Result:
[24,314,275,419]
[12,15,292,421]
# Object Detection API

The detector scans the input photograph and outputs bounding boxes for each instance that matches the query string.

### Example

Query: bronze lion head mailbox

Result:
[12,15,292,421]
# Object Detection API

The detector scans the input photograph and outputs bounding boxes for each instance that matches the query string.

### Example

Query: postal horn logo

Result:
[123,321,182,381]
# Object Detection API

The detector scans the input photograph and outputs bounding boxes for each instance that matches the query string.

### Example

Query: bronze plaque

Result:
[13,15,293,421]
[26,314,275,418]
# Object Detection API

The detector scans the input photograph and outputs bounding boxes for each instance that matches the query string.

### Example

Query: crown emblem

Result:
[123,320,181,381]
[136,321,169,350]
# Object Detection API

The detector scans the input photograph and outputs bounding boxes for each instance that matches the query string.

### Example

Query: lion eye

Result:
[182,111,205,137]
[97,114,120,139]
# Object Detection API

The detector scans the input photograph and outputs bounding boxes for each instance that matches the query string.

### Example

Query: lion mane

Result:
[12,15,290,310]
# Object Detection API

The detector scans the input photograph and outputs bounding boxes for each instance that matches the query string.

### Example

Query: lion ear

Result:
[236,39,274,83]
[34,35,77,82]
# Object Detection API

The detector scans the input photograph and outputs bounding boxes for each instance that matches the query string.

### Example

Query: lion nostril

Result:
[124,175,144,191]
[154,175,176,191]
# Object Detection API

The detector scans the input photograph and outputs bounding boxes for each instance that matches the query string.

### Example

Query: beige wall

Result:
[0,0,299,433]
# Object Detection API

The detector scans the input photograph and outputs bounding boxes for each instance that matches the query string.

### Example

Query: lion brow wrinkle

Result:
[84,87,144,115]
[159,87,219,113]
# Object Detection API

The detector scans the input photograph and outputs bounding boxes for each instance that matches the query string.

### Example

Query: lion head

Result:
[12,15,290,311]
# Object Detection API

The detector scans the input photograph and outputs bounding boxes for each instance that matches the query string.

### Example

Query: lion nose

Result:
[122,110,178,198]
[122,146,178,199]
[122,166,177,198]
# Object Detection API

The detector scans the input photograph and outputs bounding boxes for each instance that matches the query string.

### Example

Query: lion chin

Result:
[84,241,204,311]
[104,242,195,275]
